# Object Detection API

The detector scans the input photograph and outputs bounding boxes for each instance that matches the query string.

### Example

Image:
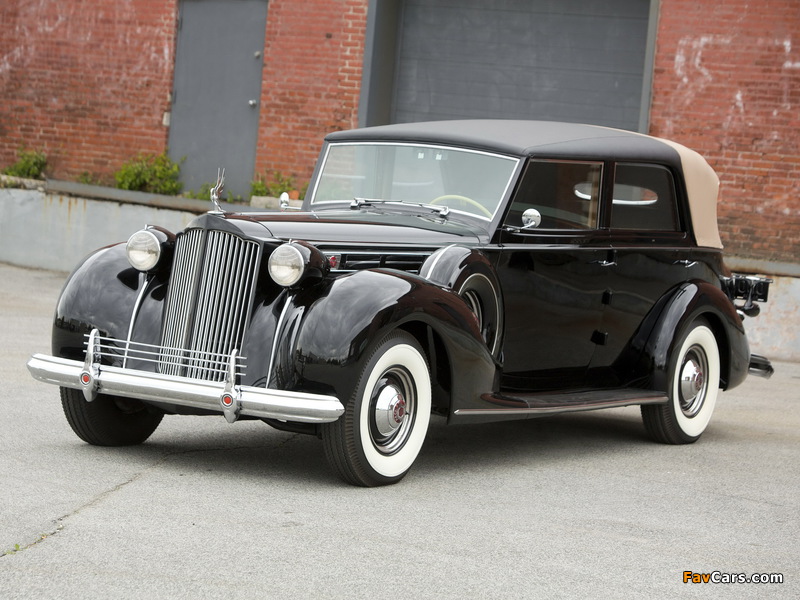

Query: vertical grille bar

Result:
[214,235,243,375]
[159,228,204,376]
[187,230,227,379]
[159,228,260,381]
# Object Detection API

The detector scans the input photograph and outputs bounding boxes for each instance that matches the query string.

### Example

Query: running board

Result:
[453,389,667,420]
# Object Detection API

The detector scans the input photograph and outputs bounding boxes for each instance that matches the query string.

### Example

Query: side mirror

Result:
[521,208,542,229]
[279,192,302,212]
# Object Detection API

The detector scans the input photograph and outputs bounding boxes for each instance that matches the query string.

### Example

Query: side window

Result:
[611,164,680,231]
[506,160,602,230]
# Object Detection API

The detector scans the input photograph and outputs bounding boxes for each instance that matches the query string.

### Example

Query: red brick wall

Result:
[3,0,797,265]
[0,1,177,182]
[650,0,800,263]
[253,0,368,189]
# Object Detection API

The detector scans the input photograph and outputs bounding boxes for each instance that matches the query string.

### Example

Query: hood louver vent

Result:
[323,250,432,274]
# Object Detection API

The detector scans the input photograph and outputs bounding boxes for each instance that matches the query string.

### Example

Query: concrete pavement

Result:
[1,262,797,599]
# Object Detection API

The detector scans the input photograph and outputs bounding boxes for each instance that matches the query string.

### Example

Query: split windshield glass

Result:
[310,142,520,221]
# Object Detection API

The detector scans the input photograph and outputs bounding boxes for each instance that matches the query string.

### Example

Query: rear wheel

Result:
[322,331,431,486]
[60,387,163,446]
[641,319,720,444]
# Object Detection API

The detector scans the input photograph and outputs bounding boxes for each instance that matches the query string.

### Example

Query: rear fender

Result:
[632,281,748,392]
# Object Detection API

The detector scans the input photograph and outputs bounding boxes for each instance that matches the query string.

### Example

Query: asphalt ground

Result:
[1,262,797,599]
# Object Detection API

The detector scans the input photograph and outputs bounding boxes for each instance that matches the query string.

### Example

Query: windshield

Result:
[309,142,520,221]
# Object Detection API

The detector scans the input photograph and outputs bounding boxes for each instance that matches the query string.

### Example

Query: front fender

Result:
[633,280,749,392]
[52,243,160,360]
[273,269,497,409]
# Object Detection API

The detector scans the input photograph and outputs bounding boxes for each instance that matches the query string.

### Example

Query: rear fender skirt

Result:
[275,269,497,409]
[631,281,749,392]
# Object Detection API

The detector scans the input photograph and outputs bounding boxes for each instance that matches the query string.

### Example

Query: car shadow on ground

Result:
[420,408,652,464]
[81,407,655,486]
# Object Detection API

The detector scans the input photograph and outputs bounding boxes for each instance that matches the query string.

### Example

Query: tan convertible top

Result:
[657,138,722,249]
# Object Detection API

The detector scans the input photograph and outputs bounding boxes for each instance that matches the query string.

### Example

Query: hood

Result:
[223,209,486,247]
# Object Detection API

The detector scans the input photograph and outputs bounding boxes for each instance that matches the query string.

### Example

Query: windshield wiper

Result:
[351,197,450,218]
[350,197,385,209]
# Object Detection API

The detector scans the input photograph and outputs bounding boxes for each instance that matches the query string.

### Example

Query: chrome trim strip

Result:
[27,353,344,424]
[267,291,294,389]
[453,395,668,418]
[99,339,249,362]
[88,334,247,379]
[322,249,433,256]
[419,244,455,281]
[123,272,152,368]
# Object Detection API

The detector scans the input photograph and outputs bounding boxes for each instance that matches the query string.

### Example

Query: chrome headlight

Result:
[268,241,329,287]
[126,228,171,272]
[268,244,304,286]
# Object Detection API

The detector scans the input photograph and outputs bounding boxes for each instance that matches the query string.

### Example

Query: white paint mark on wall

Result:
[723,90,746,131]
[784,39,800,69]
[667,34,797,140]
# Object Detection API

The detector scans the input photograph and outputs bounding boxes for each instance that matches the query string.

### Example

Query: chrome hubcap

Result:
[373,384,406,437]
[679,346,708,417]
[369,369,415,454]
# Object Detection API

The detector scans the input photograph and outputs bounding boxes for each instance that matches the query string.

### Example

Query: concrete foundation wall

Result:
[1,187,200,273]
[743,275,799,363]
[1,186,796,362]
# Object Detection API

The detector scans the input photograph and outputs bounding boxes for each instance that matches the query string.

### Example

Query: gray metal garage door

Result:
[168,0,268,198]
[389,0,654,131]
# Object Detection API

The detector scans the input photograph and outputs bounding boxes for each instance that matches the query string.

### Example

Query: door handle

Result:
[673,259,697,268]
[248,99,258,107]
[592,259,616,267]
[591,250,617,267]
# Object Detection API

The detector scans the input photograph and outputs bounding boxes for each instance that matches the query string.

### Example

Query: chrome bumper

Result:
[748,353,774,379]
[27,352,345,424]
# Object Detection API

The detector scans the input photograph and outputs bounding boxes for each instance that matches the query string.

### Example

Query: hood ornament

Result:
[209,168,225,214]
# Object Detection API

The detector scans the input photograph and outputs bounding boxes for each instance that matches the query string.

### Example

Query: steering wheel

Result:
[429,194,492,218]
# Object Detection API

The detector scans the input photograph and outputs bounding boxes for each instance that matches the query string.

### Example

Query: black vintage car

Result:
[28,120,773,486]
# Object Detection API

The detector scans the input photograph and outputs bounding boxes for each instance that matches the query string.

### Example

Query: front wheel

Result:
[641,319,720,444]
[60,387,163,446]
[322,331,431,486]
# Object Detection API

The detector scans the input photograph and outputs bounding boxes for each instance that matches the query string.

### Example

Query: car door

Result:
[587,162,697,387]
[497,159,610,392]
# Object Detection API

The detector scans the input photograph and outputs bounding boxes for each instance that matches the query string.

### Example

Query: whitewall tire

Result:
[642,319,720,444]
[322,331,431,486]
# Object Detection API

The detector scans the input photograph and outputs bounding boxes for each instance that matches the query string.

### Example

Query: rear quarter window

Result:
[611,164,680,231]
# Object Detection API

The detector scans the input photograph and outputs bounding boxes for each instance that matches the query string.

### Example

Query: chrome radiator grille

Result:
[159,228,260,381]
